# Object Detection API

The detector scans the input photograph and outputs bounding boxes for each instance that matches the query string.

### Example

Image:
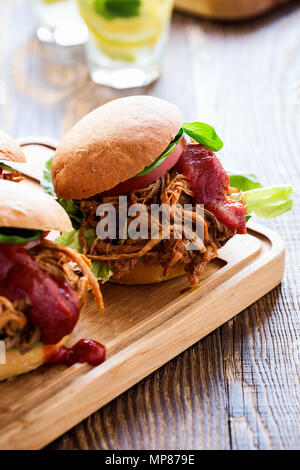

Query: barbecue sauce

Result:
[45,339,106,366]
[0,243,80,344]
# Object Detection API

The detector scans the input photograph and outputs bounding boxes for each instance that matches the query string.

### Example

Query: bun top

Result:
[52,95,183,199]
[0,130,26,162]
[0,180,72,232]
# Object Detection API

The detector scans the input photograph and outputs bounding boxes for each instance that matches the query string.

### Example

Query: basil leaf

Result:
[41,156,56,197]
[135,128,184,177]
[94,0,141,19]
[226,169,263,191]
[0,228,42,244]
[183,122,223,152]
[0,162,13,171]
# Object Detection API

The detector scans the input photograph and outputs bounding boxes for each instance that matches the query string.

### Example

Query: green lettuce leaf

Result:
[90,262,114,283]
[82,228,98,249]
[183,122,223,152]
[55,229,82,252]
[0,228,42,244]
[57,199,84,231]
[231,185,294,219]
[55,229,113,282]
[135,128,184,177]
[42,157,84,230]
[41,156,56,197]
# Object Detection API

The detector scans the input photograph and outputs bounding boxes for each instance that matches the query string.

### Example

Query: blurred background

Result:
[0,0,299,450]
[0,0,299,172]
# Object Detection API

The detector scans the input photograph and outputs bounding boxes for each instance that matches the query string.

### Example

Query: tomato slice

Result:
[23,238,42,250]
[102,137,186,197]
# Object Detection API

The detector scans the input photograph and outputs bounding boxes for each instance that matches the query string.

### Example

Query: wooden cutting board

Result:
[0,141,285,450]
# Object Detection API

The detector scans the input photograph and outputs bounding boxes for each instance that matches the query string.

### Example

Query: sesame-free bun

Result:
[0,180,72,232]
[52,96,183,200]
[111,258,185,285]
[0,130,26,163]
[0,337,67,381]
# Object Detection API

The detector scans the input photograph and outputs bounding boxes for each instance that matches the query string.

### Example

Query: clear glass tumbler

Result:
[76,0,174,88]
[33,0,88,46]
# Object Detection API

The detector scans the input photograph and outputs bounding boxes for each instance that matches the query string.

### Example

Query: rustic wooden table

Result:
[0,0,299,450]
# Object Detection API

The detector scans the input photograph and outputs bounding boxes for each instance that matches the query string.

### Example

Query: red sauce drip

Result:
[177,143,246,234]
[0,244,80,344]
[45,339,106,366]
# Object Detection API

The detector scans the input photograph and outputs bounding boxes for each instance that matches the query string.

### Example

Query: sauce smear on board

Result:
[45,339,106,366]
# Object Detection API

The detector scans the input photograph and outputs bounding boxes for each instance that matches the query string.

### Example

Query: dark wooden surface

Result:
[0,0,299,450]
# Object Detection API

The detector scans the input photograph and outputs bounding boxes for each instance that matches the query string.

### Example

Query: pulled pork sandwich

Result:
[0,181,105,380]
[0,130,26,182]
[48,96,293,287]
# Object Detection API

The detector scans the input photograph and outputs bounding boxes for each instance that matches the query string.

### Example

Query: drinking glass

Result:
[76,0,174,88]
[34,0,88,46]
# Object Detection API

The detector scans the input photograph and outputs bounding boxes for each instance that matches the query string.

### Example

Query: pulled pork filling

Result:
[77,169,235,287]
[0,167,23,182]
[0,240,103,351]
[0,297,35,351]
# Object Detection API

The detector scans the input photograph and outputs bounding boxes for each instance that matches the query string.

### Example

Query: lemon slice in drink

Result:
[77,0,172,61]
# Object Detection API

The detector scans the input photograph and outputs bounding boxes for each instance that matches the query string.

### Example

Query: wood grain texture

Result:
[0,0,299,450]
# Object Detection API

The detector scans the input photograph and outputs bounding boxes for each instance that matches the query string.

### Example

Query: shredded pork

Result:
[77,170,235,287]
[0,297,39,351]
[0,168,23,182]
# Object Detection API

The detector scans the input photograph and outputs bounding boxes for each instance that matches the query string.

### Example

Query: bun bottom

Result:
[0,337,68,381]
[111,259,185,285]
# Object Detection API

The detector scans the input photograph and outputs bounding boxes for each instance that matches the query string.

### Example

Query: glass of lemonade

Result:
[76,0,174,88]
[34,0,88,46]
